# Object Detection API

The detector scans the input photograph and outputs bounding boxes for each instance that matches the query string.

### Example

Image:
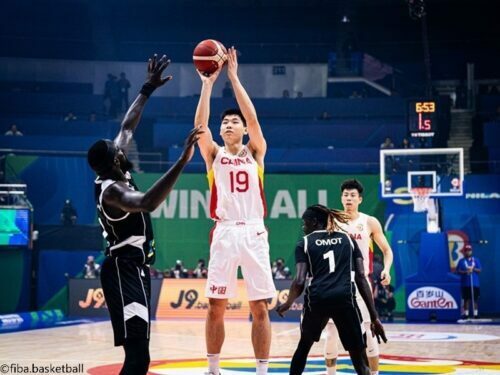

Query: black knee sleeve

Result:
[290,337,315,375]
[120,339,150,375]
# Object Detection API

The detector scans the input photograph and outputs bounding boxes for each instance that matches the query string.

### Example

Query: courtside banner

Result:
[68,278,163,318]
[267,279,303,322]
[156,279,250,319]
[132,174,382,270]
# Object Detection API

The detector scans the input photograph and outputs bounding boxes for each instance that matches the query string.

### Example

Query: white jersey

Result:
[338,212,373,274]
[208,146,266,221]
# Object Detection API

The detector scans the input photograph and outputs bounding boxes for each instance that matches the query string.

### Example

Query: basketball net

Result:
[411,188,440,232]
[410,188,433,213]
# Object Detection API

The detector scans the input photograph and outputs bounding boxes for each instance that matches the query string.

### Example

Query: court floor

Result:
[0,319,499,374]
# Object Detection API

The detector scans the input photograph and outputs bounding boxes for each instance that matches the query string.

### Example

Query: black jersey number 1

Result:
[323,250,336,273]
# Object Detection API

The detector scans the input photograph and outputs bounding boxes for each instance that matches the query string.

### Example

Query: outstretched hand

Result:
[227,46,238,81]
[146,54,172,88]
[180,126,204,163]
[370,319,388,344]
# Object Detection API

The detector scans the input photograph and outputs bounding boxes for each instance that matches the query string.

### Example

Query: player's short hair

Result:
[87,139,118,175]
[221,108,246,126]
[341,179,364,196]
[302,204,350,233]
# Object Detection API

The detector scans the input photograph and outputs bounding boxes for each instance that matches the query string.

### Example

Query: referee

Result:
[277,205,387,375]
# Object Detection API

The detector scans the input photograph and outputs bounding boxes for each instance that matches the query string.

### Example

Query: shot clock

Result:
[408,100,437,138]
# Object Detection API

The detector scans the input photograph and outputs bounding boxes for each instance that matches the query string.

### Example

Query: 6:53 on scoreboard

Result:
[408,100,437,138]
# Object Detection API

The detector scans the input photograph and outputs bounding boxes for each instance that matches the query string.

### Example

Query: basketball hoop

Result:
[410,187,433,212]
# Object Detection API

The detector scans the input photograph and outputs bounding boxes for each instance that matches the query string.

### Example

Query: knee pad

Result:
[364,322,379,357]
[324,321,339,359]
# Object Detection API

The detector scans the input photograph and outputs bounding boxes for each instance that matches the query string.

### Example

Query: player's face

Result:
[301,217,315,235]
[220,115,246,143]
[341,189,362,211]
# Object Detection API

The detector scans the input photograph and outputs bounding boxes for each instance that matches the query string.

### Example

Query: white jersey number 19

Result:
[323,250,336,273]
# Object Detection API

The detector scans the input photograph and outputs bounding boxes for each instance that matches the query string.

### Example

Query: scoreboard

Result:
[408,100,437,138]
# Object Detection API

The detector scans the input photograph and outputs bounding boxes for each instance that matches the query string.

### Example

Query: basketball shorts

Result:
[101,256,151,346]
[205,219,276,301]
[328,279,371,329]
[461,286,480,301]
[301,302,365,351]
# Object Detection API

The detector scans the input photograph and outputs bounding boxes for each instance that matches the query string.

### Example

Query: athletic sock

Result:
[326,365,337,375]
[256,358,269,374]
[207,353,220,374]
[370,371,379,375]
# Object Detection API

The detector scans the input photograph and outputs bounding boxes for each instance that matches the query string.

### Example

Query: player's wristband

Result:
[140,83,156,98]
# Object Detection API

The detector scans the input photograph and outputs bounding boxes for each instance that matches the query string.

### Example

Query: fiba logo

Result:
[315,238,342,246]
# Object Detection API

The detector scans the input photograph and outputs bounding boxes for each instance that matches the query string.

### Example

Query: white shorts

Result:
[205,219,276,301]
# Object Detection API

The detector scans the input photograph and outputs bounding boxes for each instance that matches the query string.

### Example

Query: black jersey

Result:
[94,172,155,265]
[295,230,363,308]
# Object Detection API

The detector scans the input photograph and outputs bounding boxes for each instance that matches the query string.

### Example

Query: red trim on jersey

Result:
[369,250,374,274]
[258,177,268,218]
[209,182,220,220]
[208,223,217,245]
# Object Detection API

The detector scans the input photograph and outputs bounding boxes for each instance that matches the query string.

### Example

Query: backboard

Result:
[380,148,464,199]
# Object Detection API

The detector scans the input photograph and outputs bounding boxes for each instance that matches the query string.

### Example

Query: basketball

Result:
[193,39,227,76]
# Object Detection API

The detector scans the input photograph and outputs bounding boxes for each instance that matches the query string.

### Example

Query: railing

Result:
[1,148,499,174]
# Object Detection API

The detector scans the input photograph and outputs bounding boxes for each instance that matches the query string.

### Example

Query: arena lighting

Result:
[341,15,350,23]
[407,0,426,19]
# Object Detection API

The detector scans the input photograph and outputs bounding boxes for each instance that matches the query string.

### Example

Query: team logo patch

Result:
[356,223,363,231]
[88,355,500,374]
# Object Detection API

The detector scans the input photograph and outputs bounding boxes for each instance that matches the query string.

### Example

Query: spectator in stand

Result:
[401,137,414,149]
[380,137,394,149]
[60,199,78,225]
[149,266,163,279]
[374,282,395,322]
[170,260,188,279]
[64,111,78,122]
[272,258,291,280]
[194,259,208,278]
[5,124,23,136]
[372,254,384,285]
[282,89,290,98]
[296,91,303,98]
[118,72,131,111]
[104,74,120,118]
[82,255,101,279]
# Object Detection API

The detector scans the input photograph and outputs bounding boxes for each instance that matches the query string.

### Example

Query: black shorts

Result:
[461,286,480,301]
[101,256,151,346]
[300,301,365,351]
